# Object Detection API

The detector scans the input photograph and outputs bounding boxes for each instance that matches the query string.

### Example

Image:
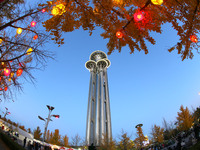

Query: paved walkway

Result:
[0,138,10,150]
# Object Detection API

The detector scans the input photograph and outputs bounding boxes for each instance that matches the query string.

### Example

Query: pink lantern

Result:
[4,68,10,76]
[134,11,144,22]
[31,21,36,27]
[42,8,46,13]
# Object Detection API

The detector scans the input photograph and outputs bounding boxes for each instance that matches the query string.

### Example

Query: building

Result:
[85,50,112,146]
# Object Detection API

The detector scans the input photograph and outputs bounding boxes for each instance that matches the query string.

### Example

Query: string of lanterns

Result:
[0,6,48,92]
[115,0,198,43]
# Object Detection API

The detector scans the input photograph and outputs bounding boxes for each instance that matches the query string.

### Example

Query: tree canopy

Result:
[40,0,200,61]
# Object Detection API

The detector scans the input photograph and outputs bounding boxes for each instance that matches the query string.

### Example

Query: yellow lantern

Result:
[10,72,14,78]
[0,38,2,44]
[151,0,163,5]
[26,48,33,55]
[113,0,123,5]
[51,4,66,16]
[8,78,11,82]
[17,28,22,34]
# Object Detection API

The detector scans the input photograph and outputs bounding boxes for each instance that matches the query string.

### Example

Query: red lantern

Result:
[4,68,10,76]
[42,8,46,13]
[33,35,38,40]
[134,11,144,22]
[190,35,198,43]
[4,87,7,91]
[116,31,123,39]
[31,21,36,27]
[16,68,23,76]
[0,88,2,91]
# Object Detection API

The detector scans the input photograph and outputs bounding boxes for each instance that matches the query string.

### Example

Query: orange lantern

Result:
[33,35,38,40]
[116,31,123,39]
[190,35,198,43]
[16,68,23,76]
[134,11,144,22]
[151,0,163,5]
[4,87,7,91]
[4,68,10,76]
[31,21,36,27]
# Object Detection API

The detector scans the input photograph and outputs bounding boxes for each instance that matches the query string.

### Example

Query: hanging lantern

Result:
[134,11,144,22]
[26,48,33,55]
[4,68,10,76]
[116,31,123,39]
[151,0,163,5]
[0,38,2,44]
[113,0,123,5]
[33,35,38,40]
[10,72,14,78]
[51,4,66,16]
[8,78,11,82]
[190,35,198,43]
[4,87,7,91]
[16,28,22,34]
[0,88,2,91]
[31,21,36,27]
[16,68,23,76]
[42,8,46,13]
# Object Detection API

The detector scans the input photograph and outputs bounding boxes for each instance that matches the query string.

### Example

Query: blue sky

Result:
[1,10,200,143]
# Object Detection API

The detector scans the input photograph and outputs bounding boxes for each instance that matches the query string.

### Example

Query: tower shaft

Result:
[85,51,112,146]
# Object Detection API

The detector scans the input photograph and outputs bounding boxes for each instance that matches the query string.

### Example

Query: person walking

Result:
[23,137,27,148]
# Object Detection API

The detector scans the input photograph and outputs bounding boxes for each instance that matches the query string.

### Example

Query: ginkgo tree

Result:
[40,0,200,61]
[176,105,194,131]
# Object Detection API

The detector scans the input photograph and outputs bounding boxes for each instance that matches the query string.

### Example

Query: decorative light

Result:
[16,28,22,34]
[151,0,163,5]
[4,68,10,76]
[134,11,144,22]
[16,68,23,76]
[116,31,123,39]
[33,35,38,40]
[42,8,46,13]
[8,78,11,82]
[4,87,7,91]
[190,35,198,43]
[31,21,36,27]
[93,7,99,15]
[0,38,2,44]
[26,48,33,55]
[10,72,14,78]
[51,4,66,16]
[113,0,123,5]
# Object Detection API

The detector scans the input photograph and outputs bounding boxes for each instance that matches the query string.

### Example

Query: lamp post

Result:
[3,107,11,119]
[38,105,60,142]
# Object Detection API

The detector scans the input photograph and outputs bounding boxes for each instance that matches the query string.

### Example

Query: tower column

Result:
[85,50,112,146]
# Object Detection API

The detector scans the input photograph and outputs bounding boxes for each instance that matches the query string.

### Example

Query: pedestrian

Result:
[23,137,27,148]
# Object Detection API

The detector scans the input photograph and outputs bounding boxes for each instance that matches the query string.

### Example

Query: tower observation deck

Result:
[85,50,112,146]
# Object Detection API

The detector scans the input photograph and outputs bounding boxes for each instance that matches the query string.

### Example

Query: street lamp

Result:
[3,107,11,119]
[38,105,60,142]
[135,123,143,128]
